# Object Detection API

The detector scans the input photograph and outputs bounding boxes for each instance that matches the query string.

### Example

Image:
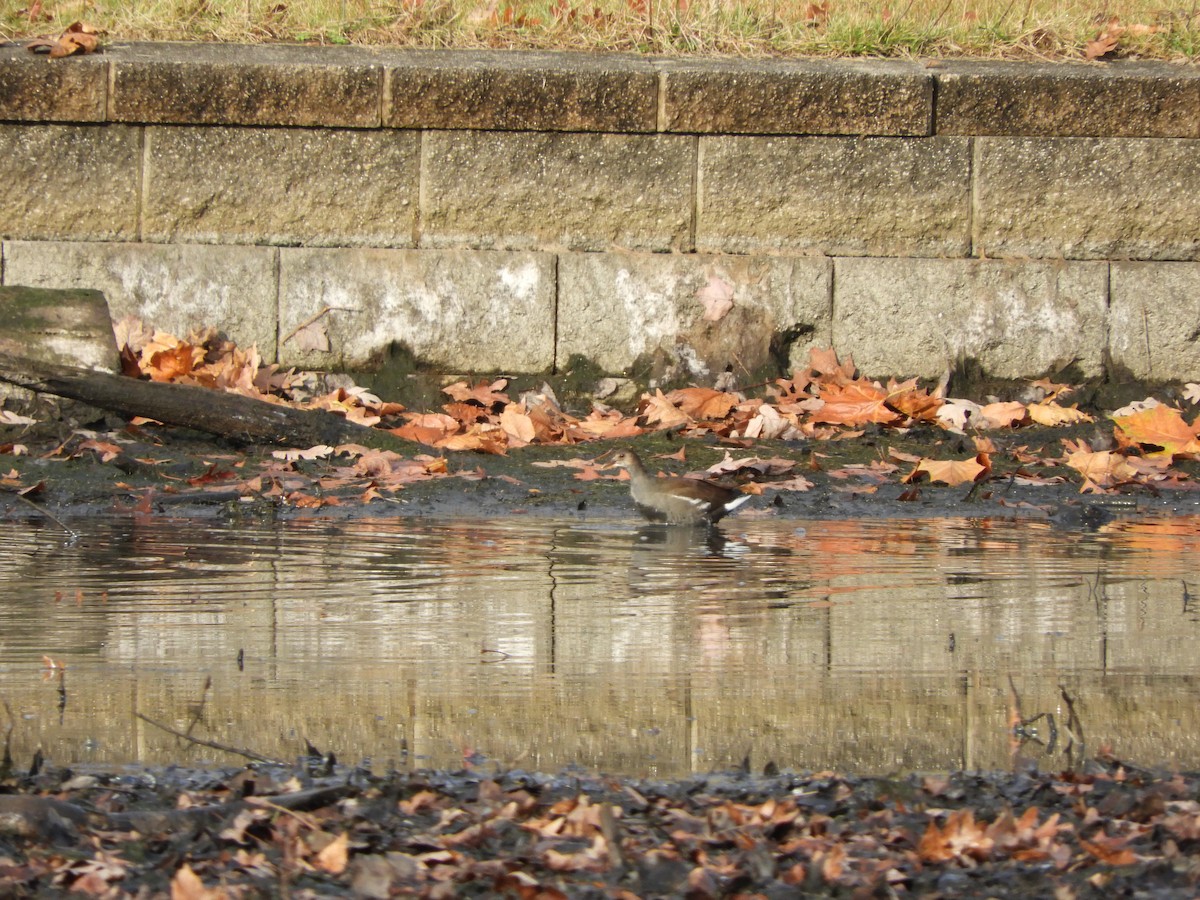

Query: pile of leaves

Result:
[5,318,1200,510]
[3,753,1200,898]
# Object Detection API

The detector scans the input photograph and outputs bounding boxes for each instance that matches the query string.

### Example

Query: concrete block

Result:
[386,50,657,132]
[698,136,970,257]
[1110,262,1200,380]
[109,42,382,127]
[422,132,694,252]
[2,241,279,358]
[278,248,555,371]
[936,61,1200,138]
[557,252,831,378]
[0,46,107,122]
[833,257,1107,378]
[0,125,140,241]
[663,58,931,135]
[144,127,419,247]
[976,137,1200,260]
[0,286,119,372]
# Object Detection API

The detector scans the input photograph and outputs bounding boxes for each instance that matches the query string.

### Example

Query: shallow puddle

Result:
[2,512,1200,777]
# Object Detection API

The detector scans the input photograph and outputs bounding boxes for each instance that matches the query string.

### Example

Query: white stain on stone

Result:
[957,275,1079,369]
[498,261,540,301]
[615,267,681,359]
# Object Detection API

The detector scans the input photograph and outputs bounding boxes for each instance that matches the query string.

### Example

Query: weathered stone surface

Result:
[0,46,107,122]
[386,50,657,132]
[976,137,1200,261]
[833,258,1107,378]
[0,286,119,372]
[144,127,419,247]
[0,125,140,241]
[2,241,279,358]
[109,42,382,126]
[278,248,555,371]
[557,252,831,378]
[422,132,694,252]
[936,60,1200,138]
[1110,262,1200,380]
[663,58,931,135]
[699,136,970,257]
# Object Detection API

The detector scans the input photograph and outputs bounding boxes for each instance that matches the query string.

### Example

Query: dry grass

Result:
[3,0,1199,59]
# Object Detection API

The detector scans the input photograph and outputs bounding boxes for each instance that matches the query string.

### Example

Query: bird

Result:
[604,449,751,526]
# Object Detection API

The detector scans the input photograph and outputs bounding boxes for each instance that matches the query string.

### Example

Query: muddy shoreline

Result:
[3,420,1198,528]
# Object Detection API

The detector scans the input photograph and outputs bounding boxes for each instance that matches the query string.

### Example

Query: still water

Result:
[1,513,1199,777]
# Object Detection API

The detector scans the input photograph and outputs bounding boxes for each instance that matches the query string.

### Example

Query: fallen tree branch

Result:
[0,353,409,451]
[134,710,287,766]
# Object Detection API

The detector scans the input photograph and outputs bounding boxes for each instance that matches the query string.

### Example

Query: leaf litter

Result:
[5,319,1200,514]
[3,749,1200,897]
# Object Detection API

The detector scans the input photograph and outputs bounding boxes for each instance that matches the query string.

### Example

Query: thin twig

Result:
[4,488,78,538]
[928,0,954,31]
[879,0,917,43]
[135,710,286,765]
[281,305,334,345]
[1019,0,1035,31]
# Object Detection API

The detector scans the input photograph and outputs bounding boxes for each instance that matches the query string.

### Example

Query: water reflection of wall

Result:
[1,515,1199,776]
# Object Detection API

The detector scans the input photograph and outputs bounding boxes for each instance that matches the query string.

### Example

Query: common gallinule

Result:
[605,449,751,526]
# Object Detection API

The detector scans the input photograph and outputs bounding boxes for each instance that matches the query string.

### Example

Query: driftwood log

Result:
[0,352,409,451]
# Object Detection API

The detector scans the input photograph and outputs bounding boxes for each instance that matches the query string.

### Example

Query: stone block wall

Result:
[2,43,1199,381]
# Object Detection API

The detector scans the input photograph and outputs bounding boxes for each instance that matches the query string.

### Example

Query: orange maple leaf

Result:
[1027,402,1093,427]
[499,404,536,445]
[666,387,738,421]
[1112,403,1200,457]
[1080,834,1138,866]
[886,378,943,421]
[442,379,510,408]
[390,412,460,446]
[978,401,1027,429]
[1064,449,1138,488]
[573,407,645,440]
[811,382,901,427]
[438,424,508,455]
[903,453,991,487]
[144,343,204,382]
[806,347,857,383]
[918,809,994,864]
[640,389,692,430]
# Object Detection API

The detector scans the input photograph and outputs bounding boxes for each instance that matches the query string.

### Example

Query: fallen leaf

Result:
[499,404,537,445]
[171,863,224,900]
[1112,403,1200,456]
[443,379,510,408]
[1085,30,1120,60]
[667,387,738,421]
[937,398,983,433]
[640,389,692,430]
[904,453,991,487]
[315,832,350,874]
[811,382,901,427]
[1027,402,1094,427]
[292,319,331,352]
[273,445,334,461]
[696,275,735,322]
[1064,449,1138,488]
[978,401,1027,429]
